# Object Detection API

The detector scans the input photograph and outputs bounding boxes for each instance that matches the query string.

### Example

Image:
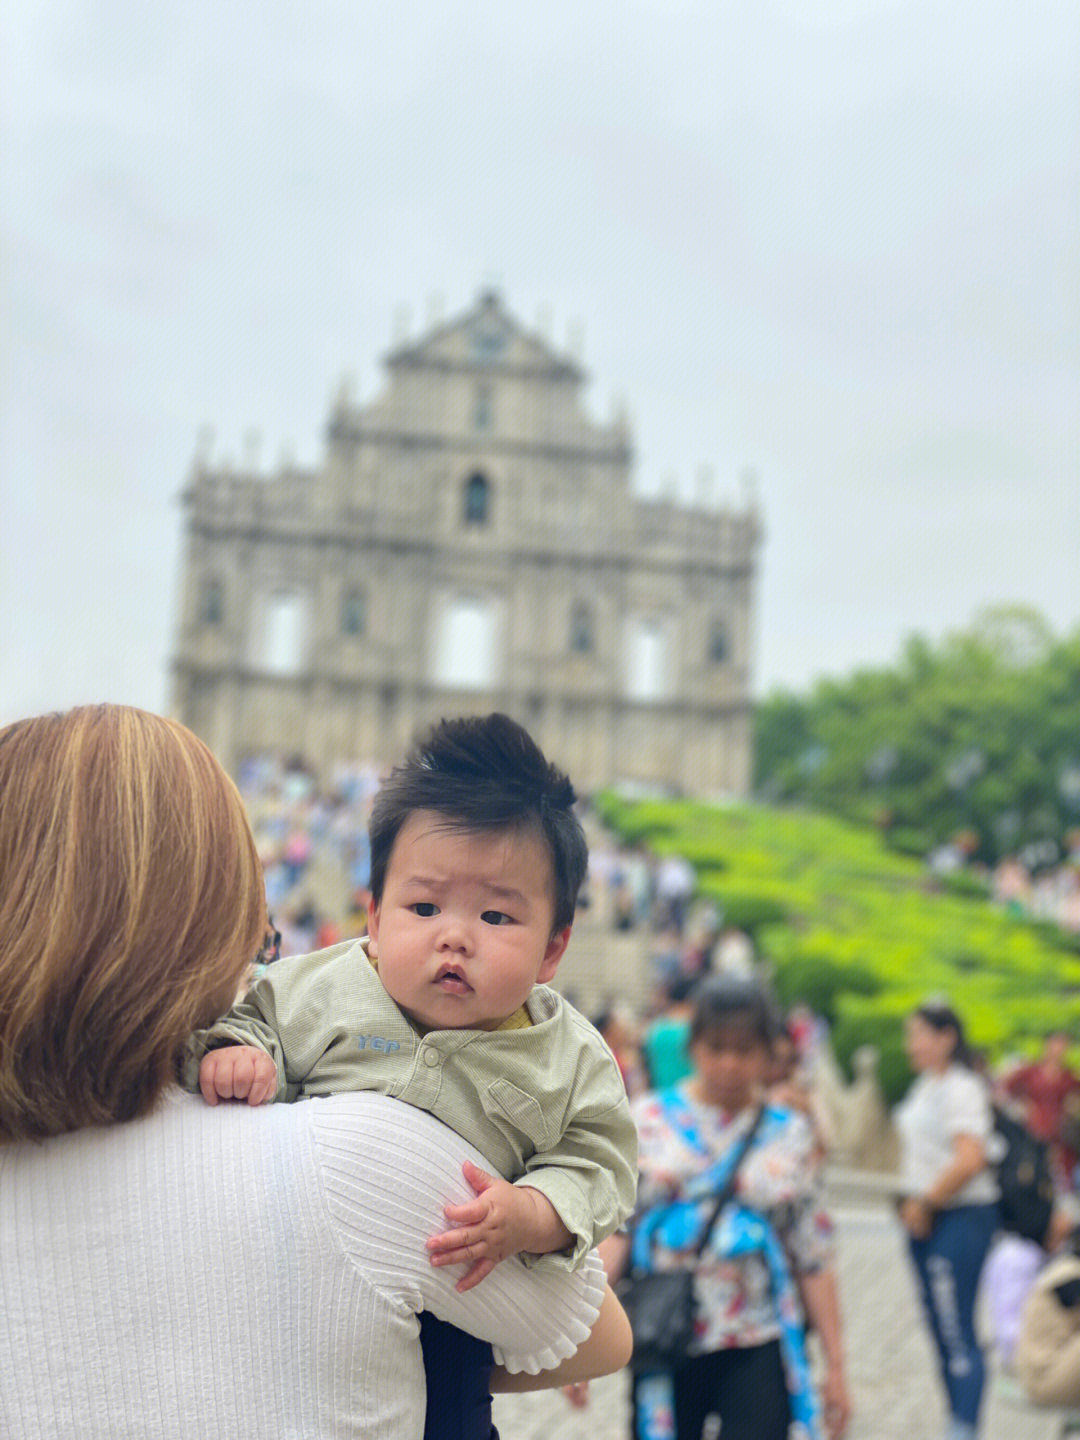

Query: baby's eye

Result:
[410,902,439,917]
[481,910,514,926]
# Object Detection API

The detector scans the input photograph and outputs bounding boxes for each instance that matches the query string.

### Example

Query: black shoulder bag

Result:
[618,1105,765,1373]
[991,1104,1055,1247]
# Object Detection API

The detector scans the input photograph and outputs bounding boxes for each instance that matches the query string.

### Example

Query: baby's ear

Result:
[537,925,572,984]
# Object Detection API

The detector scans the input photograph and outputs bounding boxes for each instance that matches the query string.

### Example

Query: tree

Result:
[754,612,1080,865]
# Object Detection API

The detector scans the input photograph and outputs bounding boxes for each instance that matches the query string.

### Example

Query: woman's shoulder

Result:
[901,1067,956,1106]
[899,1064,992,1134]
[942,1063,994,1125]
[152,1089,469,1189]
[631,1090,811,1147]
[303,1089,485,1161]
[759,1098,799,1125]
[942,1063,992,1104]
[756,1100,816,1153]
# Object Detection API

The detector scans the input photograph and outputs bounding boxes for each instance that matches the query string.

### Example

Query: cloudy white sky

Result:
[3,0,1078,726]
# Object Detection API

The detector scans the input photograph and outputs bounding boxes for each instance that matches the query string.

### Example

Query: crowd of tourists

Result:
[991,852,1080,935]
[228,746,1080,1439]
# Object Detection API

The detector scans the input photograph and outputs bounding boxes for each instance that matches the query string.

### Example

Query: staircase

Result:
[551,811,657,1019]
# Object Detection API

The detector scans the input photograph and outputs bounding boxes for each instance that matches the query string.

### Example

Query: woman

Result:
[619,975,850,1440]
[0,706,629,1439]
[895,1002,999,1440]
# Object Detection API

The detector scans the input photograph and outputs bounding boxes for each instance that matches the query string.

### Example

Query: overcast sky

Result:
[3,0,1078,727]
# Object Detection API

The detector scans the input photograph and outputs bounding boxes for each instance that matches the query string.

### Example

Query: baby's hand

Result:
[198,1045,278,1107]
[427,1160,572,1293]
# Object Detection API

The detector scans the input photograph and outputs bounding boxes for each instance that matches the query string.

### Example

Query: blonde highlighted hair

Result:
[0,705,266,1140]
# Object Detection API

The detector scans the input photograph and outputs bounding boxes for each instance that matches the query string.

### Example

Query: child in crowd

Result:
[184,713,637,1290]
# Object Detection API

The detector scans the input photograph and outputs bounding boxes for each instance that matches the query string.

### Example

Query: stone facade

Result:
[170,290,761,794]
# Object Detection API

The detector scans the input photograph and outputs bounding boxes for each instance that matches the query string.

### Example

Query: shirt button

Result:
[423,1048,440,1067]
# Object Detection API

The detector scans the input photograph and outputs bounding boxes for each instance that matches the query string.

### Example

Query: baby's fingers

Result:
[461,1159,498,1196]
[443,1197,487,1226]
[246,1066,276,1106]
[229,1052,264,1100]
[454,1258,495,1293]
[198,1056,221,1106]
[197,1047,273,1106]
[427,1226,477,1260]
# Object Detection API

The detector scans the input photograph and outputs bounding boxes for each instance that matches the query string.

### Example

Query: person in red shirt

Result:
[1002,1032,1080,1188]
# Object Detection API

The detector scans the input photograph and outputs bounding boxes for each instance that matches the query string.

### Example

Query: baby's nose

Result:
[436,915,473,952]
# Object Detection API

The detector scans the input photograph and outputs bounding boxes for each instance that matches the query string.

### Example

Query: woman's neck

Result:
[926,1058,954,1077]
[686,1076,755,1117]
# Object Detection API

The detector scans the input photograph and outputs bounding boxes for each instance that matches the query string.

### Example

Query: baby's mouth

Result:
[434,964,473,995]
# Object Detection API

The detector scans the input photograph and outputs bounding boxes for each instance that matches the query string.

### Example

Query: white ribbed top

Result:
[0,1090,604,1439]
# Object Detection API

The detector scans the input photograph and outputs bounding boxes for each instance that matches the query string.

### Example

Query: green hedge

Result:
[597,791,1080,1104]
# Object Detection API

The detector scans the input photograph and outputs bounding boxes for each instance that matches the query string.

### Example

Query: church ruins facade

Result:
[170,290,762,795]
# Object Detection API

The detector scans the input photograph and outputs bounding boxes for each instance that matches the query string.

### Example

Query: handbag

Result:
[618,1105,765,1372]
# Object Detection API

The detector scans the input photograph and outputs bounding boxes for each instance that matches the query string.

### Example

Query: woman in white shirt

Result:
[0,705,628,1440]
[895,1002,999,1440]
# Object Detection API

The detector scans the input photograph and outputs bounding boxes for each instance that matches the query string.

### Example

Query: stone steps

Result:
[552,920,654,1021]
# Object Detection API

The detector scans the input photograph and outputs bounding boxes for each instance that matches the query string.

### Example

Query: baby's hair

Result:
[368,713,588,933]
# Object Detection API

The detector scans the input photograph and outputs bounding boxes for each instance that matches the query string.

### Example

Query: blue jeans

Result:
[908,1203,998,1429]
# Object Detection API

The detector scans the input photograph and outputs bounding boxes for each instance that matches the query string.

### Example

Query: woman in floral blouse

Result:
[620,976,850,1440]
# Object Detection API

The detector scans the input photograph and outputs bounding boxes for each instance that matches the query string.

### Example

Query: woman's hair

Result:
[911,1000,975,1068]
[688,974,782,1048]
[0,705,266,1141]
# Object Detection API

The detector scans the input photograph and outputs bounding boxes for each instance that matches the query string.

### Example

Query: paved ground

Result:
[493,1194,1070,1440]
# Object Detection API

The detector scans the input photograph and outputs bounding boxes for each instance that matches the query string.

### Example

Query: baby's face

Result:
[367,811,570,1031]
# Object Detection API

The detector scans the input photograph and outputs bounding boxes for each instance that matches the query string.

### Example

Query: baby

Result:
[184,713,637,1289]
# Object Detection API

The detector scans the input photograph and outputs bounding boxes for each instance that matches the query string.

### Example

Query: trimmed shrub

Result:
[939,870,991,901]
[772,952,882,1025]
[832,1002,914,1107]
[694,884,788,935]
[595,789,1080,1096]
[886,826,934,858]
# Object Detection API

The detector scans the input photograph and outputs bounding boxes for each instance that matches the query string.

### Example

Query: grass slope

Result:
[595,793,1080,1103]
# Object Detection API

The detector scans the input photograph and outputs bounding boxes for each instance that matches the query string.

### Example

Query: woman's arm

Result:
[310,1093,608,1375]
[899,1133,986,1238]
[921,1132,987,1208]
[796,1267,850,1439]
[595,1230,630,1283]
[489,1283,632,1392]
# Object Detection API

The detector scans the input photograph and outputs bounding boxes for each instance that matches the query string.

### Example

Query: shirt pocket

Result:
[485,1077,552,1151]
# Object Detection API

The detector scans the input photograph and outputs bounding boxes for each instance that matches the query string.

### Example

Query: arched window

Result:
[708,620,729,664]
[463,472,490,526]
[434,597,498,690]
[341,588,366,637]
[262,591,308,675]
[200,577,223,625]
[569,602,594,654]
[626,620,668,702]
